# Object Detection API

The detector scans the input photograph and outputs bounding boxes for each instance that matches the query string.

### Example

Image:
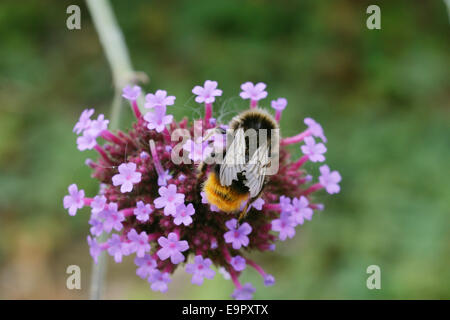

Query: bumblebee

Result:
[199,108,279,221]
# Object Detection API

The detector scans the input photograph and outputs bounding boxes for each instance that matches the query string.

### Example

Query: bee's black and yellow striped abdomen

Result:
[203,171,250,213]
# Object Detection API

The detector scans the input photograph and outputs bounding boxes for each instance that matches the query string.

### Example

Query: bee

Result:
[199,108,279,221]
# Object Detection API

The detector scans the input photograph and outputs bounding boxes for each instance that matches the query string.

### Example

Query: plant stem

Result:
[85,0,144,300]
[445,0,450,23]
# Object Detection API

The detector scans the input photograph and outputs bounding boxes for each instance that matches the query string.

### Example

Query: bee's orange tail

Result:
[203,172,249,213]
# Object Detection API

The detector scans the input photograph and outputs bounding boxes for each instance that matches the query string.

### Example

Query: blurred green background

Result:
[0,0,449,299]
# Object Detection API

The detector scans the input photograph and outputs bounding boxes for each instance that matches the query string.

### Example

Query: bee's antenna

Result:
[181,95,202,119]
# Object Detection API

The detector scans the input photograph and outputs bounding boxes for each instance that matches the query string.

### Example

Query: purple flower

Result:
[301,136,326,162]
[145,90,176,109]
[148,270,171,293]
[63,184,85,216]
[251,198,265,211]
[76,131,97,151]
[200,191,208,204]
[264,274,275,286]
[134,200,153,222]
[127,229,151,258]
[89,218,104,237]
[271,98,287,111]
[144,106,173,133]
[122,85,141,101]
[185,255,216,285]
[239,198,265,212]
[224,219,252,250]
[240,82,268,101]
[173,203,195,226]
[107,234,126,263]
[91,195,107,216]
[315,203,325,211]
[86,114,109,137]
[272,212,296,241]
[154,184,185,216]
[192,80,222,104]
[157,232,189,264]
[279,195,293,213]
[291,196,313,225]
[304,117,327,143]
[67,81,341,298]
[140,151,149,159]
[157,169,172,187]
[101,203,124,232]
[87,235,101,264]
[231,283,256,300]
[319,165,341,194]
[73,109,94,134]
[183,138,213,162]
[230,255,246,271]
[135,254,157,279]
[112,162,142,193]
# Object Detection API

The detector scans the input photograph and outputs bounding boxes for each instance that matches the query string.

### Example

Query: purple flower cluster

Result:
[64,81,341,299]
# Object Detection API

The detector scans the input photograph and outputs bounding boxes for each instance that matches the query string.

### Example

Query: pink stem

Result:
[149,140,164,176]
[302,183,323,196]
[101,130,125,145]
[246,259,266,277]
[100,243,109,250]
[121,208,135,217]
[275,110,282,122]
[85,158,97,169]
[298,175,312,184]
[148,233,161,242]
[163,265,173,273]
[83,198,93,206]
[131,100,142,118]
[94,145,113,164]
[229,269,242,289]
[309,203,324,211]
[222,247,232,263]
[281,129,311,146]
[292,155,309,170]
[204,103,212,124]
[263,203,281,211]
[250,100,257,109]
[163,127,171,143]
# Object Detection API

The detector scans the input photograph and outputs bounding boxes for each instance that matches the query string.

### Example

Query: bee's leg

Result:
[238,202,251,223]
[238,189,265,223]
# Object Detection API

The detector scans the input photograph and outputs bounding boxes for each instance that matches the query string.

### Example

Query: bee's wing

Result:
[219,128,246,186]
[244,142,269,197]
